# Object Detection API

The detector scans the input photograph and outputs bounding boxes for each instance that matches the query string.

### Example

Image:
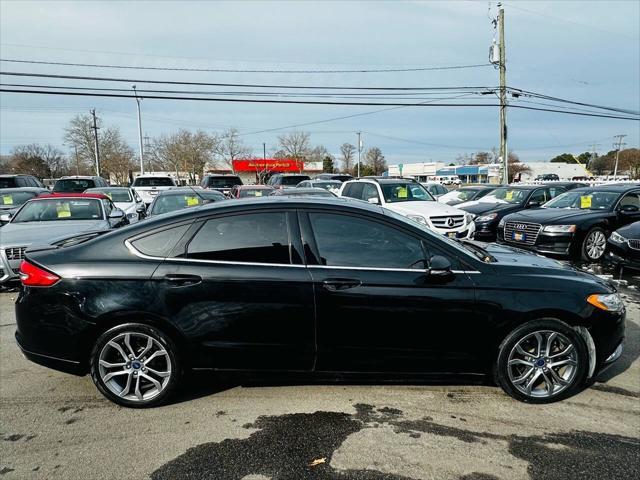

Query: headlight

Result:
[498,217,505,228]
[127,212,137,219]
[610,231,626,244]
[587,293,624,312]
[476,213,497,222]
[543,224,576,233]
[407,215,428,226]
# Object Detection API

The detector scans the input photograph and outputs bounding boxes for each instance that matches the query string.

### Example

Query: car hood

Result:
[388,201,466,217]
[457,201,520,216]
[0,220,108,247]
[504,207,609,224]
[484,242,614,289]
[114,201,136,212]
[616,221,640,239]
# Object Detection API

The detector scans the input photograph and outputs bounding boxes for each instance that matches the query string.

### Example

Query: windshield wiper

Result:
[459,240,496,263]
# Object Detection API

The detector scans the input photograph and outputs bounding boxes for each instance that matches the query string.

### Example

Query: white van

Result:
[437,175,461,186]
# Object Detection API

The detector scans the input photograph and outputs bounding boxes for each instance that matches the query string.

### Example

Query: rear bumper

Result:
[16,332,86,375]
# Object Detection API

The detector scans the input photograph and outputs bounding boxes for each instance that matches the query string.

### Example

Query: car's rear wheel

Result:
[495,319,588,403]
[581,227,607,261]
[90,323,181,408]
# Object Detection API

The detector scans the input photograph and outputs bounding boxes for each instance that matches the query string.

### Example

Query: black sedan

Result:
[437,185,499,206]
[15,197,625,407]
[607,221,640,270]
[497,185,640,261]
[458,185,566,241]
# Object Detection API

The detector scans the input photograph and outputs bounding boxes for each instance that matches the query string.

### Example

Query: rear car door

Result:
[301,209,477,373]
[152,209,316,371]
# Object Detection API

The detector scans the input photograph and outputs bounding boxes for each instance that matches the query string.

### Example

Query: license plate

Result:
[149,191,158,195]
[447,232,457,238]
[512,231,526,242]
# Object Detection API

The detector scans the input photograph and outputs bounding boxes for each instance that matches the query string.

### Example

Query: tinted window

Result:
[186,212,290,264]
[131,224,191,257]
[342,182,364,200]
[132,177,175,187]
[279,175,310,186]
[205,176,243,188]
[309,213,425,268]
[53,179,96,192]
[0,178,18,188]
[362,183,380,202]
[529,189,548,204]
[619,192,640,209]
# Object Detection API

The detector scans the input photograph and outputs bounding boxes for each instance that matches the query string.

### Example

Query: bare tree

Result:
[9,144,68,178]
[276,131,311,161]
[100,129,135,185]
[364,147,387,176]
[340,143,355,172]
[63,114,99,174]
[150,130,220,183]
[219,128,251,169]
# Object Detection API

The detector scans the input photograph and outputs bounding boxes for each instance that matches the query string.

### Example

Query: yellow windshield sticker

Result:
[505,191,514,201]
[56,204,71,218]
[2,195,13,205]
[185,196,199,206]
[255,190,263,197]
[398,187,408,198]
[580,195,592,208]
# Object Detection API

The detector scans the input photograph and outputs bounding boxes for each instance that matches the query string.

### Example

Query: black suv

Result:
[267,174,311,189]
[53,176,109,193]
[0,174,46,189]
[201,174,243,196]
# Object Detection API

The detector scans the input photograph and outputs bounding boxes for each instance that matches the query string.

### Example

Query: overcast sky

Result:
[1,0,638,165]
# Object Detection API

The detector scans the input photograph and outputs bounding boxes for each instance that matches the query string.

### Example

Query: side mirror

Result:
[136,205,146,214]
[109,208,125,219]
[620,204,639,213]
[0,213,12,223]
[428,255,452,276]
[367,197,380,204]
[527,200,542,208]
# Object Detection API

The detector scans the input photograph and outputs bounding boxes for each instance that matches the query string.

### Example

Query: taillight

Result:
[19,260,60,287]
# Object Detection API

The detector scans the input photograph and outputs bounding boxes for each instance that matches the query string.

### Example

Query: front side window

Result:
[361,183,380,203]
[618,192,640,210]
[529,189,548,204]
[186,212,290,264]
[12,199,104,222]
[309,212,425,268]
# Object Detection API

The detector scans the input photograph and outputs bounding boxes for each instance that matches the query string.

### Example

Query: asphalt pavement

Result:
[0,270,638,480]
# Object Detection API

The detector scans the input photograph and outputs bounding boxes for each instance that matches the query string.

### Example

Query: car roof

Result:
[58,176,101,180]
[0,174,35,178]
[276,187,332,194]
[504,184,545,190]
[570,184,640,193]
[353,177,417,184]
[0,187,48,193]
[237,184,273,189]
[35,193,110,200]
[204,173,240,177]
[156,187,224,196]
[86,186,131,190]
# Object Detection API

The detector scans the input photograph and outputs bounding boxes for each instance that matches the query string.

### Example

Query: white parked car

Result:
[131,175,177,205]
[85,187,146,223]
[339,178,475,238]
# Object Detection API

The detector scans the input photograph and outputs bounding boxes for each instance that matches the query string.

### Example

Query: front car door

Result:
[300,208,478,374]
[151,209,316,371]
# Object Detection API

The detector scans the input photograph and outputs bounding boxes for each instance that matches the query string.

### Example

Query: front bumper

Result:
[0,248,22,285]
[432,221,475,239]
[473,220,498,241]
[496,228,575,257]
[606,241,640,270]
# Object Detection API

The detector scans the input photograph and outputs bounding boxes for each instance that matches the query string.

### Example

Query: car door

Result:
[614,191,640,228]
[301,209,477,374]
[152,210,316,371]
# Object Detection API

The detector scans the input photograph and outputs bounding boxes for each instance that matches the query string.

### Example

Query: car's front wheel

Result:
[90,323,181,408]
[581,227,607,261]
[495,319,588,403]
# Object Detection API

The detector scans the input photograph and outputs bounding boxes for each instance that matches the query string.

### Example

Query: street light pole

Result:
[133,85,145,175]
[498,3,508,184]
[357,131,363,178]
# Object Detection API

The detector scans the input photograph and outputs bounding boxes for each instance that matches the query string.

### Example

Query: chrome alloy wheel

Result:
[507,330,578,398]
[585,230,607,260]
[98,332,172,402]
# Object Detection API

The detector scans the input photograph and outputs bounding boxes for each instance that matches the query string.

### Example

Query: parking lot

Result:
[1,266,638,480]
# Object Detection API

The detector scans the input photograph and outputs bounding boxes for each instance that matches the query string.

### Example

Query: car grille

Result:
[5,247,27,261]
[430,215,465,229]
[629,239,640,251]
[504,222,542,246]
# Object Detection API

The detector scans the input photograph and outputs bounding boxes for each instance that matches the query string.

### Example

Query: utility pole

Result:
[498,3,508,184]
[263,142,266,160]
[90,109,101,176]
[74,145,80,175]
[133,85,145,175]
[144,135,152,172]
[357,131,363,177]
[613,134,627,178]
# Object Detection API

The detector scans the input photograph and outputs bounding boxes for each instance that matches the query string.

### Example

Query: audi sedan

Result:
[15,197,624,407]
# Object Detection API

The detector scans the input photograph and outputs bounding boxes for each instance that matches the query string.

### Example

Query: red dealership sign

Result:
[232,159,304,173]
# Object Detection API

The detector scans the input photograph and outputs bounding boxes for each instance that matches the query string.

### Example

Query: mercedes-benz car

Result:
[498,185,640,261]
[15,197,624,407]
[0,193,126,285]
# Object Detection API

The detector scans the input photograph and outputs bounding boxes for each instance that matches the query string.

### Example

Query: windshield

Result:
[1,191,38,208]
[479,187,528,205]
[314,181,342,191]
[281,175,310,186]
[12,199,104,222]
[133,177,175,187]
[543,191,619,210]
[439,188,482,203]
[53,179,96,192]
[239,188,270,198]
[150,192,222,215]
[88,188,132,202]
[380,182,435,203]
[206,176,242,188]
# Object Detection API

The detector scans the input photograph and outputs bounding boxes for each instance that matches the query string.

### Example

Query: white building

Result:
[387,162,444,181]
[518,162,591,181]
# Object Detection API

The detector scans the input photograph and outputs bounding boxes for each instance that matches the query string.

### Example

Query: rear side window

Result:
[186,212,290,264]
[309,212,424,268]
[342,183,364,200]
[131,224,191,257]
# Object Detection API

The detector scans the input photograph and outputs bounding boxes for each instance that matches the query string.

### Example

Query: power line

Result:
[0,58,494,74]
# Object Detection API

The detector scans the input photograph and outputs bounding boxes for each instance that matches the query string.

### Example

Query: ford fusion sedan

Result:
[340,178,475,239]
[607,221,640,270]
[0,187,49,226]
[147,187,226,217]
[85,187,146,223]
[458,185,566,241]
[0,193,126,285]
[15,197,624,407]
[498,185,640,261]
[438,186,498,206]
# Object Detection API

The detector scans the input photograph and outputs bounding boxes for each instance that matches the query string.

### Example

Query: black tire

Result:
[581,226,607,262]
[90,323,181,408]
[495,319,589,404]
